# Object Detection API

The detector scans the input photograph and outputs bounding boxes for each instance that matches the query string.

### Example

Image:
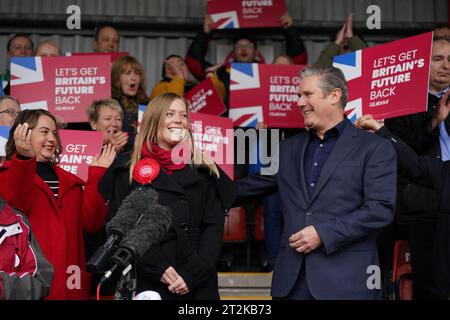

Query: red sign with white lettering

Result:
[11,55,110,123]
[207,0,286,29]
[58,130,104,182]
[185,77,227,116]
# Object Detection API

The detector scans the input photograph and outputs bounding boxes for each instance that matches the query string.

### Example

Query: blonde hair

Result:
[129,93,219,182]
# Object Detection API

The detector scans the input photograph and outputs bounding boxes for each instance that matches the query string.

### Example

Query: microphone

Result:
[98,187,172,285]
[87,186,159,274]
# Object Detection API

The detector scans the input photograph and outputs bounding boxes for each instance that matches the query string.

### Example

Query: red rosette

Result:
[132,158,160,185]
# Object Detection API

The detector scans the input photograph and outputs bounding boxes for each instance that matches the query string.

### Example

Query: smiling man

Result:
[236,65,397,299]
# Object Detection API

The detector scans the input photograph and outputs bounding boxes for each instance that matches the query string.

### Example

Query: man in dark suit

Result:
[236,65,397,299]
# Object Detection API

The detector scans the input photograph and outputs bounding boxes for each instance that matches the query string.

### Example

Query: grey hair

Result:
[300,65,348,108]
[36,40,62,56]
[0,95,20,106]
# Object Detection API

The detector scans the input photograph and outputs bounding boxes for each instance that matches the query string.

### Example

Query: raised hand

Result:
[106,130,128,152]
[90,143,116,168]
[279,13,293,29]
[14,123,34,158]
[344,13,354,39]
[356,114,383,132]
[432,90,450,130]
[205,63,223,77]
[203,15,214,34]
[165,60,185,80]
[55,115,67,129]
[335,24,346,46]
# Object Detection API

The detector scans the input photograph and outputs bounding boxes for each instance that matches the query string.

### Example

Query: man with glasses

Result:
[0,96,21,127]
[185,14,307,110]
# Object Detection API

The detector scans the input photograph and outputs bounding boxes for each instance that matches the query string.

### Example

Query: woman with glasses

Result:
[0,95,20,126]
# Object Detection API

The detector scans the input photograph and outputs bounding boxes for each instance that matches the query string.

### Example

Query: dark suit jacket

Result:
[378,126,450,215]
[236,119,397,299]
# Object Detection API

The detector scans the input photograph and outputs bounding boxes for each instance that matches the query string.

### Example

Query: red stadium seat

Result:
[223,207,247,242]
[253,204,265,241]
[392,240,413,300]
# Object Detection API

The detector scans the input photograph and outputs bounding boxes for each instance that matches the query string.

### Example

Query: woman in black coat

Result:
[99,93,235,300]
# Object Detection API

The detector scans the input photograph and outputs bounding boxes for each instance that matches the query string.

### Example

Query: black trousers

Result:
[400,217,450,300]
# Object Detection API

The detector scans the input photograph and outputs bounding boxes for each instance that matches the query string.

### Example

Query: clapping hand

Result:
[90,143,116,168]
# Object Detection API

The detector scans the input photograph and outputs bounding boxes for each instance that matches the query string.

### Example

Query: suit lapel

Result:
[297,134,310,202]
[308,122,359,204]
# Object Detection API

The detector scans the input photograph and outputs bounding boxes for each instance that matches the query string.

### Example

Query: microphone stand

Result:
[114,264,136,300]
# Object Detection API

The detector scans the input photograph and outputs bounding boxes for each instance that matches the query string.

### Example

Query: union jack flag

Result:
[229,63,264,127]
[10,57,48,111]
[137,104,147,131]
[333,50,364,123]
[210,10,239,29]
[0,126,10,157]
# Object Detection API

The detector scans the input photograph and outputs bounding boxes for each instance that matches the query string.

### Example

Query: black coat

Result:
[98,152,236,300]
[378,126,450,215]
[384,93,445,224]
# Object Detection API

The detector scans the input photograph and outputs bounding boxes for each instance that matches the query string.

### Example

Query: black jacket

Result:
[384,93,446,224]
[378,126,450,215]
[98,152,236,300]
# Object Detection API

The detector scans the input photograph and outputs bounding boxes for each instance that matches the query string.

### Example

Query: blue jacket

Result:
[236,120,397,299]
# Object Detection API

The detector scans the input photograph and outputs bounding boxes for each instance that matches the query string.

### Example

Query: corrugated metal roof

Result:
[0,0,446,94]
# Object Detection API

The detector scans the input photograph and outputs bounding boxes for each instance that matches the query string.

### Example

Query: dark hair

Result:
[161,54,184,78]
[7,34,34,52]
[233,34,257,49]
[94,24,119,41]
[5,109,62,164]
[433,35,450,43]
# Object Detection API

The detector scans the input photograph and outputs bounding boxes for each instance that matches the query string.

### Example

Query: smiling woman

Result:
[98,93,236,300]
[0,109,117,300]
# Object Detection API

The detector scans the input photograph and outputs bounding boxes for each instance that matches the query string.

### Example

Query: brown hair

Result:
[111,56,148,118]
[5,109,62,164]
[129,93,219,182]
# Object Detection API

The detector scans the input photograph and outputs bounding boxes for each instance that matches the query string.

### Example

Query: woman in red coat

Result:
[0,109,116,299]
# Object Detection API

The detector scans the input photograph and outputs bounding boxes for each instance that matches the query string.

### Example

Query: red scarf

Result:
[141,142,186,175]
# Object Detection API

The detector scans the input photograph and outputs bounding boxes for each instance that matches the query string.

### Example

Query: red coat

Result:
[0,154,108,300]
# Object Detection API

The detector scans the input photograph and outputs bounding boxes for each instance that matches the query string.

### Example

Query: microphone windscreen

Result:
[121,189,172,257]
[106,187,158,236]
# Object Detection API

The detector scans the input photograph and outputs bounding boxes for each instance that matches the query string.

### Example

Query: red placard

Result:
[229,63,305,128]
[58,130,103,182]
[207,0,286,29]
[185,77,227,116]
[10,55,110,123]
[190,113,234,180]
[66,52,128,63]
[333,32,433,122]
